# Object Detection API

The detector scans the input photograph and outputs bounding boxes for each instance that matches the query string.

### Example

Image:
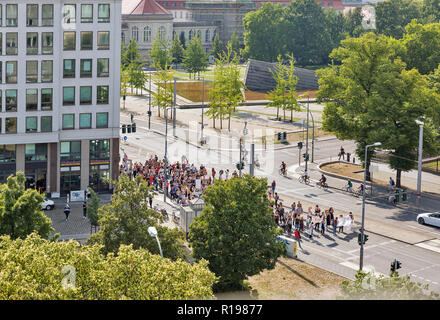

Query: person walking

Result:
[149,195,153,208]
[82,201,87,219]
[294,228,302,249]
[274,193,279,207]
[338,215,344,233]
[321,217,326,235]
[271,180,276,196]
[308,222,314,239]
[333,216,338,234]
[64,203,71,221]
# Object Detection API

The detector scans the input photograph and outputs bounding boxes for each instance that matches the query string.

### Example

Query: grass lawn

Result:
[423,160,439,171]
[216,257,347,300]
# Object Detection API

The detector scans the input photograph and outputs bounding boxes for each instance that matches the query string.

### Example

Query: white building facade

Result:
[0,0,121,195]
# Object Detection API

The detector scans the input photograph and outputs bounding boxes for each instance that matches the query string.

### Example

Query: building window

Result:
[121,32,126,45]
[42,4,54,26]
[5,90,17,112]
[26,89,38,111]
[205,30,210,43]
[26,4,38,27]
[60,141,81,161]
[79,113,92,129]
[26,117,38,133]
[98,4,110,23]
[6,4,18,27]
[90,139,110,160]
[63,4,76,24]
[6,33,18,55]
[41,116,52,132]
[96,113,109,128]
[5,118,17,134]
[80,59,92,78]
[0,5,2,27]
[0,91,2,111]
[63,87,75,106]
[144,26,151,42]
[62,114,75,130]
[132,27,139,42]
[81,4,93,23]
[25,144,47,162]
[0,145,16,163]
[97,31,110,50]
[159,26,166,40]
[0,63,2,83]
[42,32,53,54]
[64,32,76,50]
[80,86,92,105]
[26,61,38,83]
[81,31,93,50]
[27,32,39,55]
[41,60,53,83]
[6,61,17,84]
[189,30,193,41]
[0,34,2,55]
[97,58,109,77]
[97,86,109,104]
[63,59,75,78]
[41,89,53,111]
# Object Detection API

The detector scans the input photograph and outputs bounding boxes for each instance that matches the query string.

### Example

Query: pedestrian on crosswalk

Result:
[294,228,302,248]
[64,203,70,221]
[308,222,314,239]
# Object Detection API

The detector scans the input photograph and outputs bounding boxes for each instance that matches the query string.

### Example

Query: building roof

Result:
[244,59,319,93]
[122,0,171,15]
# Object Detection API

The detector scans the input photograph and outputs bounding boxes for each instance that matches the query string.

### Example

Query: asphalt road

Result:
[121,114,440,294]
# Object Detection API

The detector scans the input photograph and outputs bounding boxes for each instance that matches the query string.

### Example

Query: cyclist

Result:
[302,170,310,183]
[357,183,364,195]
[319,174,327,187]
[280,162,287,175]
[346,179,353,192]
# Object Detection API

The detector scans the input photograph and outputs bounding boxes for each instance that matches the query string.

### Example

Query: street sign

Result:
[123,136,128,141]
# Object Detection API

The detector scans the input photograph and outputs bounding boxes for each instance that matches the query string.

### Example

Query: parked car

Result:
[42,199,55,211]
[417,212,440,227]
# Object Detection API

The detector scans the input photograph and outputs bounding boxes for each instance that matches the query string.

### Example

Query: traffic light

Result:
[358,233,362,245]
[283,132,287,140]
[236,162,245,170]
[364,234,369,244]
[147,111,152,117]
[390,261,396,272]
[297,141,303,149]
[127,124,132,133]
[303,153,309,161]
[132,123,136,133]
[122,124,127,134]
[396,260,401,270]
[277,132,282,141]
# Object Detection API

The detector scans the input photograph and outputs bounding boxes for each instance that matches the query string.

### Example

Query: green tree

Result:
[317,33,440,186]
[123,39,141,67]
[129,55,147,95]
[228,30,241,56]
[183,35,209,79]
[375,0,422,39]
[427,63,440,93]
[422,0,440,23]
[0,233,216,299]
[242,3,287,62]
[207,44,245,130]
[401,20,440,75]
[344,6,366,38]
[339,270,440,300]
[170,34,185,64]
[150,36,172,70]
[87,187,101,228]
[210,33,224,59]
[189,175,284,291]
[151,62,174,117]
[87,174,185,260]
[0,172,54,240]
[179,31,186,49]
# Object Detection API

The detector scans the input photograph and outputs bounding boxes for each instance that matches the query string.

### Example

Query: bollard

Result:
[402,188,407,201]
[395,189,400,202]
[347,152,351,162]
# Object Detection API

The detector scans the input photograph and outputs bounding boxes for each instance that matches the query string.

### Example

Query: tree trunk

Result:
[220,115,223,129]
[213,117,215,129]
[396,169,402,188]
[283,109,286,122]
[291,109,293,122]
[158,107,161,117]
[228,113,231,131]
[366,160,371,182]
[277,107,279,120]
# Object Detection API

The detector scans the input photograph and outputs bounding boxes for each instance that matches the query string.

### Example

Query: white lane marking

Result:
[415,242,440,254]
[339,261,385,277]
[408,225,440,236]
[346,241,397,254]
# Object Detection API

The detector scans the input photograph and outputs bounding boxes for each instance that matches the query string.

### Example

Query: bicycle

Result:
[298,175,310,184]
[316,181,328,190]
[279,168,288,177]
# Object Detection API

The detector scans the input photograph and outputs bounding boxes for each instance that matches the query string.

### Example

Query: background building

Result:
[0,0,121,195]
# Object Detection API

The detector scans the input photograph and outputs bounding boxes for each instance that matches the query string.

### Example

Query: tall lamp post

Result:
[148,226,163,259]
[359,141,381,271]
[173,77,177,137]
[298,94,314,166]
[415,119,424,210]
[201,76,205,144]
[163,106,173,202]
[148,71,152,130]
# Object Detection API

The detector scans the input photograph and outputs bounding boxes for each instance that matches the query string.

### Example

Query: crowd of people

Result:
[269,181,354,245]
[120,154,240,206]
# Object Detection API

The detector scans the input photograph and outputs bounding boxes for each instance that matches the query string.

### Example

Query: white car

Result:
[417,212,440,227]
[42,199,55,211]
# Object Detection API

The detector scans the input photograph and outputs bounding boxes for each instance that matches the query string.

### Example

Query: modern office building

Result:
[0,0,121,195]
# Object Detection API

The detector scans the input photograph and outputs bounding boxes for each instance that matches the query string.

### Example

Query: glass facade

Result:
[89,140,110,192]
[60,141,81,195]
[0,145,16,184]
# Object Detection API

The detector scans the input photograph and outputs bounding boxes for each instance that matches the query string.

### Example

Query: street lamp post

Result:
[416,120,424,210]
[163,107,173,202]
[201,77,205,144]
[148,226,163,259]
[359,142,381,271]
[148,71,152,130]
[173,77,177,137]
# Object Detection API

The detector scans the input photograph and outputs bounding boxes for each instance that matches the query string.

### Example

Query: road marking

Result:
[408,225,440,236]
[339,261,385,277]
[415,241,440,254]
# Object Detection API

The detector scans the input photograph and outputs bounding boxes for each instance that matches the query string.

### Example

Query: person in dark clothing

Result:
[64,204,71,221]
[149,196,153,208]
[83,201,87,219]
